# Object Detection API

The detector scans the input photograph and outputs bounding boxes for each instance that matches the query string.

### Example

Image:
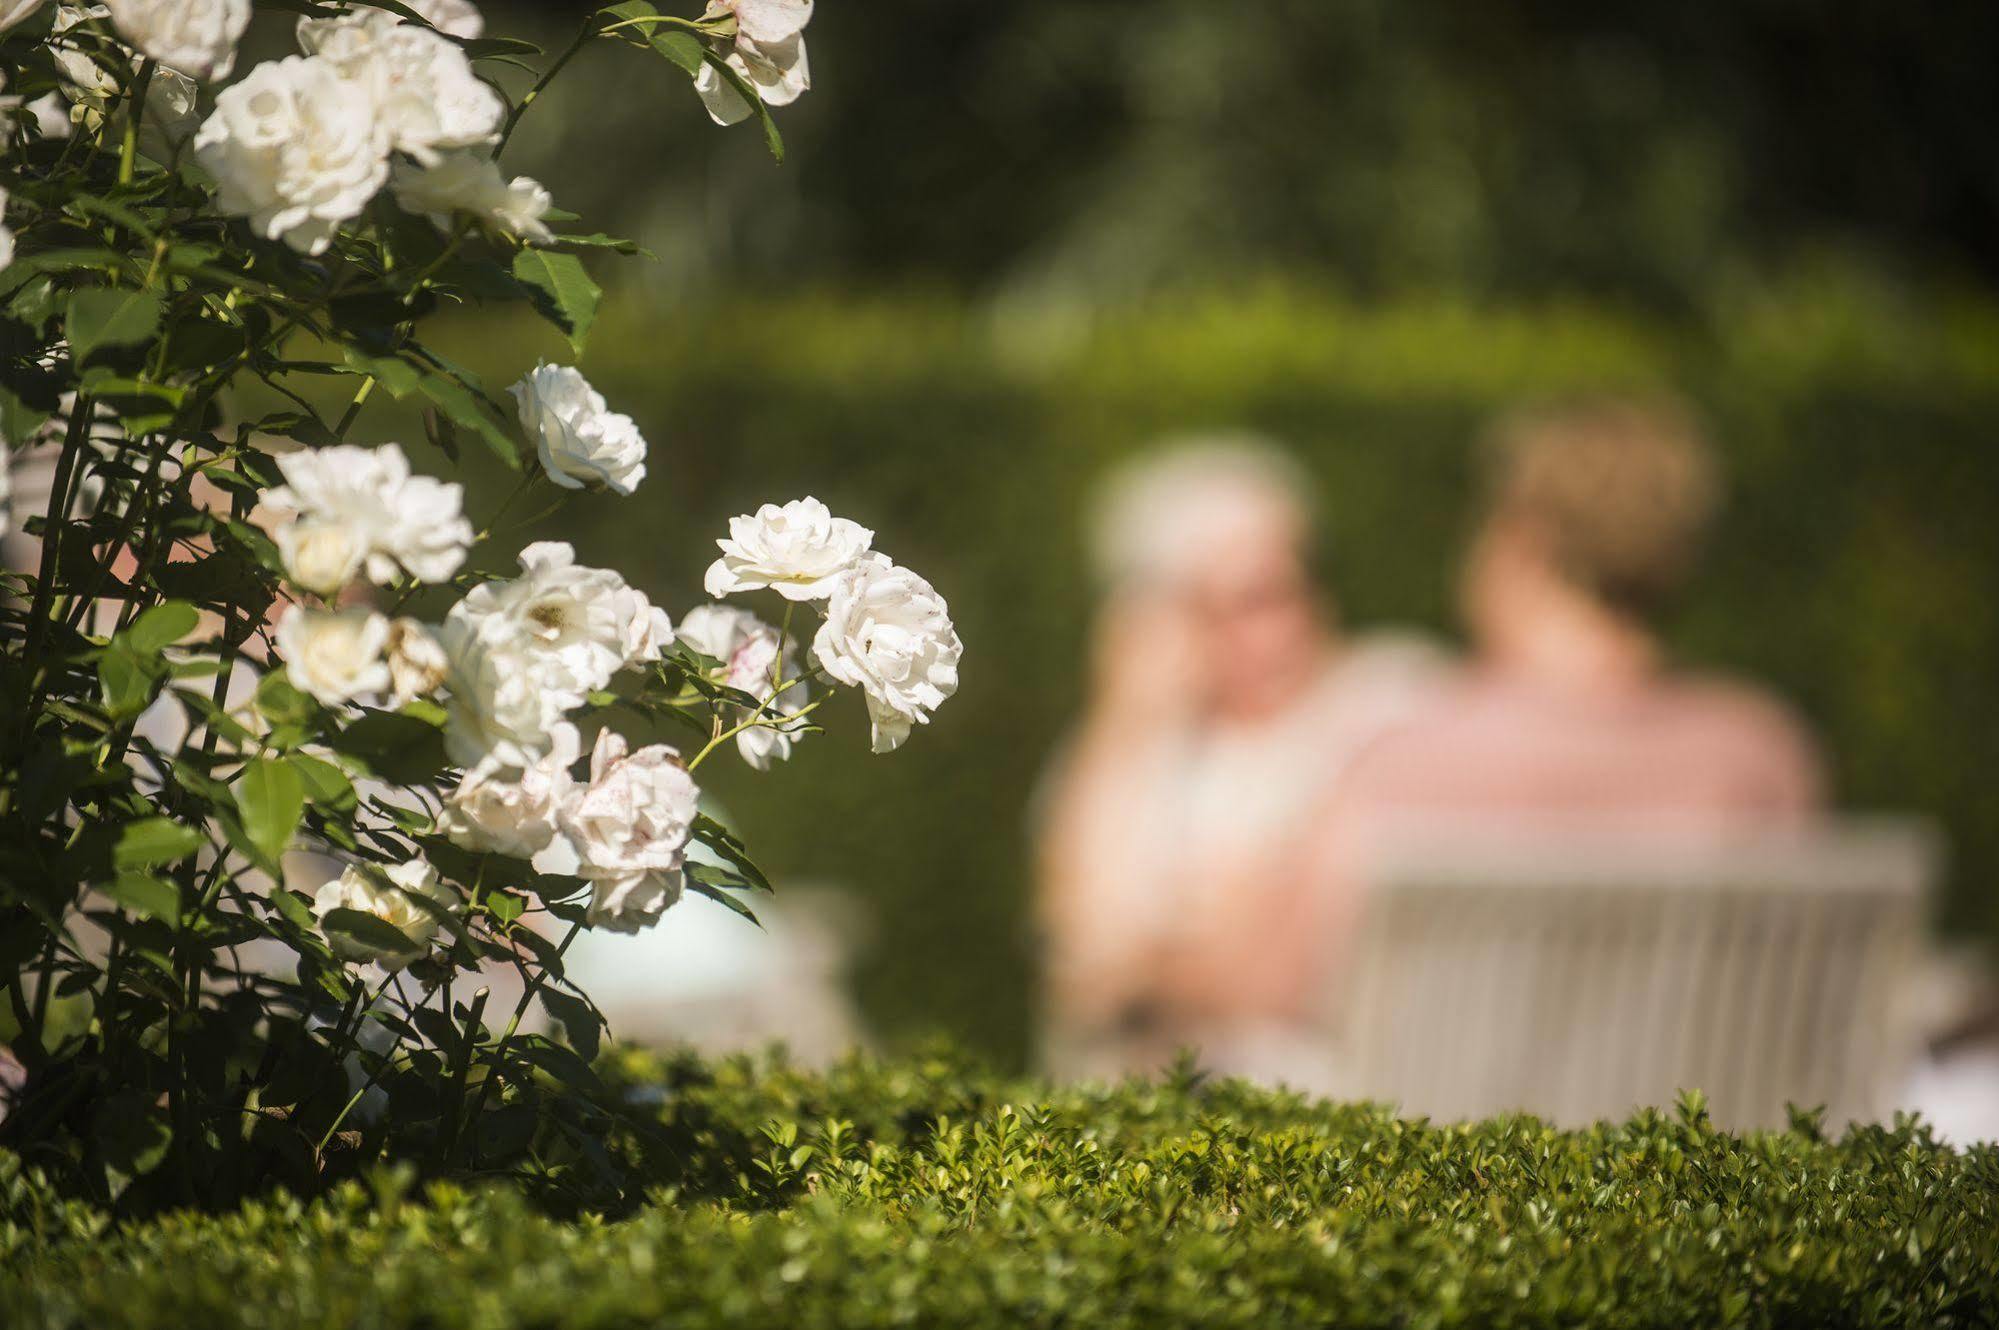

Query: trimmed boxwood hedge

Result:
[4,1049,1996,1328]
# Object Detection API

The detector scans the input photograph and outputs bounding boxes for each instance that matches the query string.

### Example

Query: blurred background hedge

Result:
[416,280,1999,1064]
[348,0,1999,1065]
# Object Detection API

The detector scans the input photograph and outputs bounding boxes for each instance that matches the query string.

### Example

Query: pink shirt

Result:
[1332,670,1824,831]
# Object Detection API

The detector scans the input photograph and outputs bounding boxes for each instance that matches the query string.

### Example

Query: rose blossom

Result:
[438,722,579,861]
[445,541,670,713]
[509,363,648,495]
[193,54,390,256]
[103,0,250,83]
[299,8,503,165]
[676,602,810,770]
[312,859,452,970]
[384,617,449,707]
[694,0,811,127]
[274,603,392,707]
[704,496,873,602]
[390,151,553,245]
[813,554,962,753]
[260,442,472,588]
[554,729,699,934]
[438,616,560,769]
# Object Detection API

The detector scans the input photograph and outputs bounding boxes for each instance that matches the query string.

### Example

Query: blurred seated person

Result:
[1035,438,1451,1084]
[1176,397,1828,1031]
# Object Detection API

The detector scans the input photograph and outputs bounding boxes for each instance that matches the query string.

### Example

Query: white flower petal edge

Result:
[704,496,872,602]
[812,554,962,754]
[694,0,811,126]
[274,603,392,707]
[509,363,648,495]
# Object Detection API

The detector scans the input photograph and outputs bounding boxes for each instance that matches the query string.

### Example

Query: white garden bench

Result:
[1328,820,1941,1130]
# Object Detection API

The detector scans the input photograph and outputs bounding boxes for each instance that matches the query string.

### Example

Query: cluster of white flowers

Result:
[695,0,812,127]
[705,496,962,753]
[189,0,545,256]
[261,442,472,594]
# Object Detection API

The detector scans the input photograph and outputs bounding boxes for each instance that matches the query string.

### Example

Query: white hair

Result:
[1090,435,1315,590]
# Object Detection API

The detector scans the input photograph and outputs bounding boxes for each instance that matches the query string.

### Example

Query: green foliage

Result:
[421,279,1999,1063]
[2,1051,1996,1327]
[1,1,819,1213]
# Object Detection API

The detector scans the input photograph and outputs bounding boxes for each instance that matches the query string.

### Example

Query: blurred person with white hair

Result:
[1035,437,1450,1085]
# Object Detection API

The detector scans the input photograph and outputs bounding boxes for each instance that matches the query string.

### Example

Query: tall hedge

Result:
[3,1050,1996,1328]
[423,277,1999,1063]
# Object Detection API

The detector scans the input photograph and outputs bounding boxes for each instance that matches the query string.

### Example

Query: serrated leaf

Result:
[288,752,357,814]
[511,249,601,353]
[333,709,447,784]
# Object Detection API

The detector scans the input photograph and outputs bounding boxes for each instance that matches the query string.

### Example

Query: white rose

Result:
[508,363,648,495]
[676,602,809,770]
[0,1,46,35]
[444,541,668,713]
[260,442,471,587]
[384,617,448,708]
[312,859,452,970]
[390,151,553,245]
[0,185,12,276]
[272,517,364,596]
[704,496,873,602]
[812,555,962,753]
[193,54,390,256]
[693,0,811,127]
[102,0,249,83]
[438,722,578,860]
[299,9,503,165]
[274,603,392,707]
[559,728,698,934]
[438,617,558,770]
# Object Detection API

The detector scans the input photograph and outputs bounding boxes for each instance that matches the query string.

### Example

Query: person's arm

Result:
[1035,594,1204,1032]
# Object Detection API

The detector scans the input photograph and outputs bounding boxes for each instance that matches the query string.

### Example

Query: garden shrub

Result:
[3,1050,1996,1328]
[2,0,965,1213]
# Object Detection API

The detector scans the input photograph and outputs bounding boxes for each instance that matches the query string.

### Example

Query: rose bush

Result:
[0,0,956,1210]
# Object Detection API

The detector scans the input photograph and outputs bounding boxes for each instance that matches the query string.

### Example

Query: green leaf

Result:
[341,349,519,467]
[127,600,200,657]
[255,669,316,727]
[511,249,601,353]
[332,709,448,784]
[288,753,357,814]
[319,906,419,961]
[97,642,162,720]
[686,876,763,927]
[539,986,604,1061]
[697,47,786,163]
[233,758,306,867]
[113,818,203,872]
[99,871,183,925]
[65,288,164,364]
